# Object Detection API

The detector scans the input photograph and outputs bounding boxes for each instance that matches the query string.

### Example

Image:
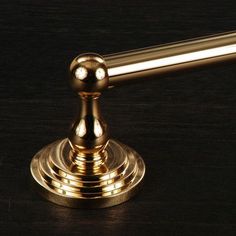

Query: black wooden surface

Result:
[0,1,236,235]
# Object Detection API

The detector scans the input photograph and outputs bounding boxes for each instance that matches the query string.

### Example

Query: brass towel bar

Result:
[106,31,236,86]
[31,31,236,208]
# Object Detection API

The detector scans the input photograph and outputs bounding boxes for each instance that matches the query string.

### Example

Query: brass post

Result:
[30,53,145,208]
[68,54,109,174]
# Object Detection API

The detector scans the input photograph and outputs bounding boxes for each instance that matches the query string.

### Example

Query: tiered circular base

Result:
[30,139,145,208]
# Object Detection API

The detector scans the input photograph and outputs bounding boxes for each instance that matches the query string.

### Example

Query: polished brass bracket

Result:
[31,32,236,208]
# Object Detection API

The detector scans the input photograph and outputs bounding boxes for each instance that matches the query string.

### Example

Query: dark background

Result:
[0,0,236,235]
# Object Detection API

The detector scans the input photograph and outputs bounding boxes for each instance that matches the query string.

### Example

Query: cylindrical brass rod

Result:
[104,32,236,86]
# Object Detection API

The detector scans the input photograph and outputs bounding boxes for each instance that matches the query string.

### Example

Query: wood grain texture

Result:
[0,1,236,235]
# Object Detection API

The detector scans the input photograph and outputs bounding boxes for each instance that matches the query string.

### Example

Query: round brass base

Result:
[30,139,145,208]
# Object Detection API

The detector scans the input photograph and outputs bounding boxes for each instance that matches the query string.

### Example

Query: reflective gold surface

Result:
[31,32,236,208]
[105,31,236,86]
[31,139,145,208]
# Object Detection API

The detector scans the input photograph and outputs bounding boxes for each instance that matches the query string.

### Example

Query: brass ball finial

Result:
[69,53,109,93]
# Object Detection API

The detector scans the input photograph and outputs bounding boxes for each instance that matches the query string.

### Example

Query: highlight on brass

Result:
[30,31,236,208]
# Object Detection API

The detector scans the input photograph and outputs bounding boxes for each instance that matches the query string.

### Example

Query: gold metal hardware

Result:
[31,32,236,208]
